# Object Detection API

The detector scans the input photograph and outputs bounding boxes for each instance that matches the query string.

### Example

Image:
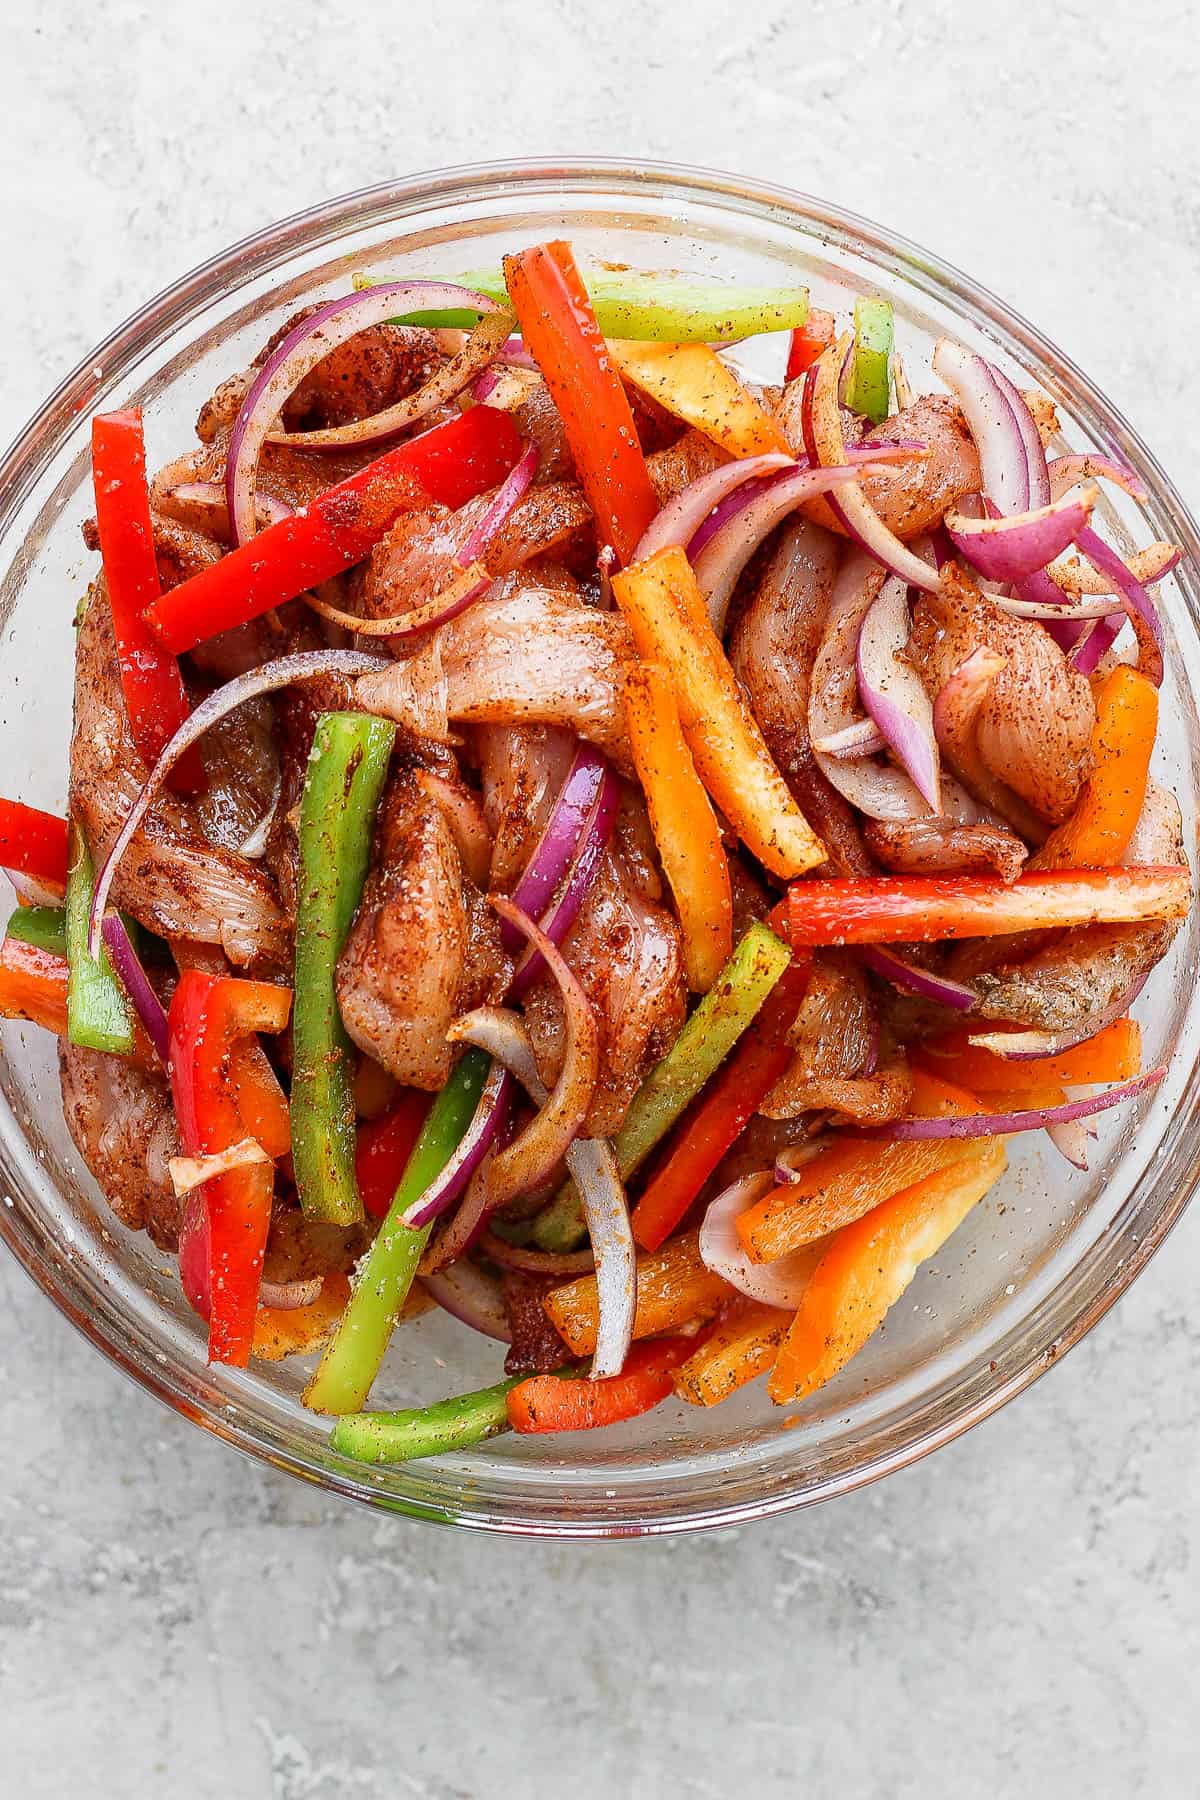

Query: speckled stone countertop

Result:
[3,3,1198,1794]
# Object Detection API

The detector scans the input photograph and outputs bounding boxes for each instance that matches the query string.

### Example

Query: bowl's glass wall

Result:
[2,161,1198,1534]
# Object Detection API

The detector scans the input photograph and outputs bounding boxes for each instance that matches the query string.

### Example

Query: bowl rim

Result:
[2,153,1197,1537]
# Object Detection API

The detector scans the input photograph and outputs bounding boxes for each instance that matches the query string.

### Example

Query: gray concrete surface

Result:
[2,1,1198,1794]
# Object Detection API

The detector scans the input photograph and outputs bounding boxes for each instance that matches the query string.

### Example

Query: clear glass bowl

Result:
[2,158,1197,1537]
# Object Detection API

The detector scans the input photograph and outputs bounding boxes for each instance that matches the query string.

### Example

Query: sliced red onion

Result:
[401,1060,514,1229]
[419,1261,511,1342]
[1045,1117,1095,1171]
[478,1229,595,1276]
[773,1141,827,1185]
[507,768,620,1000]
[226,281,505,545]
[8,870,66,907]
[1048,454,1147,504]
[496,337,537,371]
[860,945,976,1012]
[306,562,492,640]
[1071,526,1164,685]
[259,1275,324,1311]
[989,365,1050,508]
[992,592,1127,622]
[811,719,889,759]
[452,1003,634,1379]
[87,649,388,961]
[966,973,1149,1059]
[944,486,1098,583]
[1048,540,1180,597]
[856,573,940,811]
[457,443,539,565]
[932,339,1031,515]
[891,350,915,412]
[854,1068,1165,1140]
[596,544,616,611]
[802,346,941,593]
[1070,613,1125,677]
[101,913,170,1065]
[699,1173,820,1307]
[473,366,502,403]
[502,743,609,952]
[634,453,797,563]
[168,480,295,532]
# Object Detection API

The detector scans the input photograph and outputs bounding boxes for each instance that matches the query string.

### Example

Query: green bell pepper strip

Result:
[384,269,810,342]
[5,905,67,957]
[64,825,134,1056]
[845,296,894,425]
[303,1047,491,1416]
[533,921,793,1252]
[290,713,396,1226]
[331,1375,523,1463]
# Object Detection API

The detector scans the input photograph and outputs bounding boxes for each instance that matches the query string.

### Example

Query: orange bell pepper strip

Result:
[606,339,789,459]
[91,410,206,792]
[785,309,836,382]
[672,1302,790,1407]
[507,1337,696,1434]
[544,1228,731,1357]
[169,971,292,1366]
[0,798,70,893]
[503,240,658,565]
[917,1017,1142,1093]
[355,1089,432,1221]
[623,661,733,993]
[735,1067,994,1263]
[768,1140,1008,1405]
[0,933,69,1036]
[786,866,1190,946]
[1033,665,1158,870]
[143,405,522,653]
[630,949,812,1252]
[252,1272,352,1362]
[612,545,827,878]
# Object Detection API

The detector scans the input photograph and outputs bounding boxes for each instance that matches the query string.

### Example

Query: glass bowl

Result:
[2,157,1197,1538]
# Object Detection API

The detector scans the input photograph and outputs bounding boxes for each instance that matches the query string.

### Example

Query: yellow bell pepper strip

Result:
[507,1338,696,1434]
[767,1140,1008,1404]
[623,661,733,992]
[169,972,292,1366]
[844,297,894,424]
[544,1228,731,1358]
[143,405,522,653]
[786,866,1190,946]
[303,1047,491,1415]
[394,269,810,341]
[735,1068,993,1263]
[504,240,658,565]
[532,921,793,1251]
[612,545,827,878]
[672,1302,790,1408]
[65,823,133,1056]
[1034,665,1159,869]
[0,797,70,894]
[91,409,205,793]
[606,340,790,459]
[917,1018,1142,1092]
[290,713,396,1224]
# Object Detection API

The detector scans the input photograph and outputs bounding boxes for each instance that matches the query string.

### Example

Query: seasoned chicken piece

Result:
[908,562,1096,824]
[729,520,874,875]
[775,388,981,542]
[969,783,1189,1030]
[59,1042,182,1249]
[864,817,1028,883]
[355,585,634,767]
[336,763,511,1089]
[70,587,287,966]
[279,321,442,432]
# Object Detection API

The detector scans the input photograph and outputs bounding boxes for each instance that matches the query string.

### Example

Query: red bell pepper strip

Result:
[0,798,70,892]
[168,971,292,1366]
[785,308,836,383]
[91,410,205,793]
[355,1090,432,1220]
[143,405,523,654]
[504,240,658,565]
[787,866,1191,947]
[0,933,69,1036]
[506,1336,697,1434]
[631,949,813,1252]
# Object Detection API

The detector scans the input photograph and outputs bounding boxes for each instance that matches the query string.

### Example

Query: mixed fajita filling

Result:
[0,243,1189,1460]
